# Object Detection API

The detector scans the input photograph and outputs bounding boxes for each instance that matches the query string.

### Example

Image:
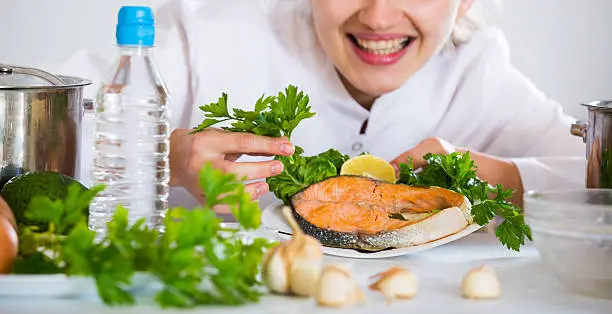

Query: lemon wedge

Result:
[340,154,397,183]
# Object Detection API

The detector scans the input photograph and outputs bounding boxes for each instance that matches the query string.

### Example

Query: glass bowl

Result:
[524,189,612,299]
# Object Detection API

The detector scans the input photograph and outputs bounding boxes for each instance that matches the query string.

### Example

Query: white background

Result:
[1,0,611,121]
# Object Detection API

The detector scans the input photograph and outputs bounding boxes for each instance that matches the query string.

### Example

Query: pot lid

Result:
[0,63,66,88]
[582,100,612,111]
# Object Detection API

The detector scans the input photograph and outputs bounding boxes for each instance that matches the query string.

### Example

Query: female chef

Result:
[153,0,584,210]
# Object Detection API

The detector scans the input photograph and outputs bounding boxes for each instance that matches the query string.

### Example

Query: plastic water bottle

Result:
[89,6,170,239]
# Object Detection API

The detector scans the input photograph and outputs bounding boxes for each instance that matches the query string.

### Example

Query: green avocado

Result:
[0,171,88,231]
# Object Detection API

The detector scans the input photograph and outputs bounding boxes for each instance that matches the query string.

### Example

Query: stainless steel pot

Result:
[571,100,612,189]
[0,64,92,188]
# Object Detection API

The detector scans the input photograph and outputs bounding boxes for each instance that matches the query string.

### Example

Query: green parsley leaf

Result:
[471,201,497,225]
[267,147,349,204]
[200,93,231,118]
[10,251,61,275]
[317,149,351,170]
[192,85,315,139]
[496,211,532,251]
[398,158,418,186]
[397,151,533,252]
[14,182,105,273]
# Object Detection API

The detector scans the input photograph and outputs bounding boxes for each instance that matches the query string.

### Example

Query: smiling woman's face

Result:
[310,0,474,106]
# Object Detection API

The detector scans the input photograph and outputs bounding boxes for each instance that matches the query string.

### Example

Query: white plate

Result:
[261,200,483,259]
[0,272,152,298]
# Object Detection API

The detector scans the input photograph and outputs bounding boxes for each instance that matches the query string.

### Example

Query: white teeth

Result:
[355,37,410,55]
[371,47,402,55]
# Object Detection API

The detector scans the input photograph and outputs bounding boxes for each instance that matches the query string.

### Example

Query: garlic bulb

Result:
[261,206,323,296]
[461,265,501,299]
[369,266,418,302]
[315,264,364,308]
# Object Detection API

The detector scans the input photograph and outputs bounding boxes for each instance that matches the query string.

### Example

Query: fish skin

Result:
[289,175,472,251]
[291,208,360,249]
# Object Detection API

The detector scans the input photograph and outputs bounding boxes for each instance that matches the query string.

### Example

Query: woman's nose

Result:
[358,0,403,32]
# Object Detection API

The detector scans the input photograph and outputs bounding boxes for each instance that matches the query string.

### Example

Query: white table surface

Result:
[1,232,610,314]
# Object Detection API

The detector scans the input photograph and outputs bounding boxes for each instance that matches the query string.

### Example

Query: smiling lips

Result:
[348,33,415,66]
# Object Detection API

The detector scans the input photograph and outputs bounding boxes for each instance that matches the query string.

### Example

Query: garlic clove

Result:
[369,267,418,303]
[315,266,351,307]
[283,231,323,268]
[289,254,322,296]
[261,244,290,294]
[316,264,364,308]
[282,206,324,296]
[262,206,324,297]
[461,265,501,299]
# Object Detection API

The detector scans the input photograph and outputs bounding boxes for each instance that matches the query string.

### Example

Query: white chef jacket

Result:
[52,0,586,210]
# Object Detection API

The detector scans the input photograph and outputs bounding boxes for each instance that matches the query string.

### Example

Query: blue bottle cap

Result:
[116,6,155,47]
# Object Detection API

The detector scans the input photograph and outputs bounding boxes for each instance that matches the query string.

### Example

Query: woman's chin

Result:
[337,67,409,102]
[353,79,405,98]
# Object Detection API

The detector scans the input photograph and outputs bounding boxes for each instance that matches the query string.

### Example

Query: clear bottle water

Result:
[89,6,170,239]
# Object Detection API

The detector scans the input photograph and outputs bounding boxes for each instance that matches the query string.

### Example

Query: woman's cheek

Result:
[411,2,462,46]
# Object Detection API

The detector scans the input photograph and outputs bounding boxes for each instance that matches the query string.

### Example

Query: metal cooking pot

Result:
[570,100,612,189]
[0,63,92,188]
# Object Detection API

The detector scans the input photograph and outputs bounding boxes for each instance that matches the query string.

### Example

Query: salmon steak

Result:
[289,175,473,251]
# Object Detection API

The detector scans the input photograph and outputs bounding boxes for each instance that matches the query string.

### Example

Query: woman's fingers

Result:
[244,181,270,200]
[190,181,268,215]
[222,159,284,181]
[202,129,295,156]
[171,127,281,212]
[208,183,268,214]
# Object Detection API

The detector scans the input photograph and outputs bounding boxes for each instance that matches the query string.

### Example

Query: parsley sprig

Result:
[13,163,274,308]
[193,84,315,139]
[267,148,349,204]
[12,184,105,274]
[193,84,348,205]
[397,152,533,252]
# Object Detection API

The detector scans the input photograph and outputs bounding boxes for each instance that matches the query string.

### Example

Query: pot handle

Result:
[79,99,95,187]
[83,98,94,114]
[0,63,66,86]
[570,121,587,143]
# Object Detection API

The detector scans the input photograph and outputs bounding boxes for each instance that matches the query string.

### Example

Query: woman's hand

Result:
[389,137,525,207]
[389,137,457,170]
[169,128,295,206]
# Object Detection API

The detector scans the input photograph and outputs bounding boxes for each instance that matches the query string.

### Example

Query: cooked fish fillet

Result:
[289,175,472,251]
